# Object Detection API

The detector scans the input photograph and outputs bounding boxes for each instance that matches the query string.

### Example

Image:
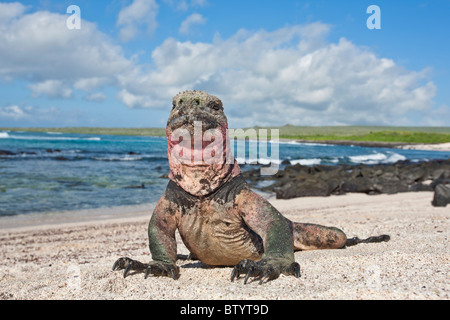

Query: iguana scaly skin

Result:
[113,91,390,284]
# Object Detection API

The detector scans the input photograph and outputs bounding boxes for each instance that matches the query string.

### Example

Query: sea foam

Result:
[349,152,406,165]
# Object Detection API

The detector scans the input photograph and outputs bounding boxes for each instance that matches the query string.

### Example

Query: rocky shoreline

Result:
[244,159,450,207]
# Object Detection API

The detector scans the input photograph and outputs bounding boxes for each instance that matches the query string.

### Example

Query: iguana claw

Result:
[112,257,146,278]
[112,257,179,280]
[144,262,180,280]
[231,258,301,285]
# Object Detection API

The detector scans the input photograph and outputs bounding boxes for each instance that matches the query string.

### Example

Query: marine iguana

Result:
[113,90,390,284]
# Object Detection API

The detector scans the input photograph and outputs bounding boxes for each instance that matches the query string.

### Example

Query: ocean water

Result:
[1,130,449,217]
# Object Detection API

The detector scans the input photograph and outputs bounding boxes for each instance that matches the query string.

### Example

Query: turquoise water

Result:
[1,130,449,216]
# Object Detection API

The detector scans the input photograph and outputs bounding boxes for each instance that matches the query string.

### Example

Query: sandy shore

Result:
[295,140,450,152]
[0,191,448,300]
[399,142,450,152]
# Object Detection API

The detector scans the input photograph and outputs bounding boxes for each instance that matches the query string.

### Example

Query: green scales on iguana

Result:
[113,91,390,284]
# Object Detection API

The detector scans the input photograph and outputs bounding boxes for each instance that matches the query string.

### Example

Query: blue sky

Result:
[0,0,449,128]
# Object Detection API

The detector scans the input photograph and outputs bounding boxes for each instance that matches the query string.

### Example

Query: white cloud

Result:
[0,104,67,124]
[85,92,107,102]
[0,105,24,120]
[119,23,438,126]
[0,3,135,106]
[117,89,161,109]
[0,104,91,126]
[0,4,441,126]
[29,80,73,99]
[74,77,110,91]
[179,13,206,34]
[0,7,132,83]
[117,0,158,42]
[163,0,208,11]
[0,2,27,22]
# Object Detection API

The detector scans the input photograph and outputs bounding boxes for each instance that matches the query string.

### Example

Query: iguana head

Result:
[166,90,241,196]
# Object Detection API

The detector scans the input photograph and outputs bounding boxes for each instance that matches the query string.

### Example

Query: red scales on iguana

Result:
[113,90,390,284]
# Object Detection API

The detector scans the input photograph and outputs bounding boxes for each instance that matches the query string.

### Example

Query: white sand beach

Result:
[400,142,450,152]
[0,191,448,300]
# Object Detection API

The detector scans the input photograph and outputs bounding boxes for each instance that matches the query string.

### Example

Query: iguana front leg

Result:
[231,189,301,284]
[113,194,180,279]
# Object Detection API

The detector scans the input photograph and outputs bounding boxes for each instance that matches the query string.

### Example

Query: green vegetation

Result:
[291,131,450,144]
[2,126,450,144]
[233,126,450,144]
[274,126,450,144]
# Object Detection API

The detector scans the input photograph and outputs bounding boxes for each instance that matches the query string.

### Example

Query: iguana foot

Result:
[112,257,147,278]
[230,258,301,285]
[144,261,180,280]
[112,257,179,280]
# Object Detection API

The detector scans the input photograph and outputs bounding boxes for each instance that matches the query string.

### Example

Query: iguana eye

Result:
[173,98,183,110]
[209,101,221,111]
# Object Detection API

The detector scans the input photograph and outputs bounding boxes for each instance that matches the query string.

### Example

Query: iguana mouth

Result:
[167,112,220,135]
[167,123,225,166]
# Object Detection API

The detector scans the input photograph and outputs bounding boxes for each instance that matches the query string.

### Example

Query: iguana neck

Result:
[168,158,241,197]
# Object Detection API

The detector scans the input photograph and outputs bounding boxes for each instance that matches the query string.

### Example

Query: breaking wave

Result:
[236,152,407,166]
[290,158,322,166]
[349,152,406,165]
[236,156,322,166]
[92,155,143,161]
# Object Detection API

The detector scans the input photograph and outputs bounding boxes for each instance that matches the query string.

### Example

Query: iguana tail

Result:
[345,234,390,247]
[290,221,390,250]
